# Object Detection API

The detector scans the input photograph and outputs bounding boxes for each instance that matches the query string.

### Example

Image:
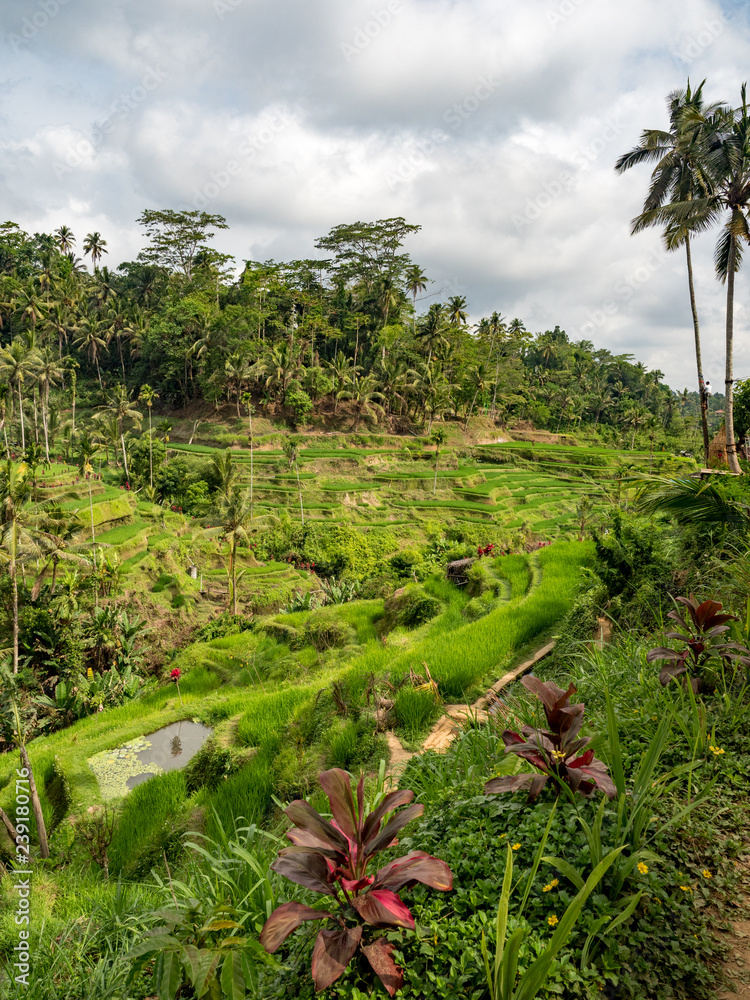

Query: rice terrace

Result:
[3,38,750,1000]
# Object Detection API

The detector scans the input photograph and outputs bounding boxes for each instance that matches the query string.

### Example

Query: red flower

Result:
[170,668,181,681]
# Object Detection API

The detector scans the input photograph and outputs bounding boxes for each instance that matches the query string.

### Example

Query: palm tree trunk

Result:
[11,557,19,675]
[19,745,49,858]
[295,459,305,526]
[0,805,30,860]
[231,536,237,615]
[18,384,25,450]
[120,432,130,481]
[433,451,439,495]
[42,389,50,462]
[249,410,254,520]
[685,237,710,466]
[148,408,153,488]
[32,389,39,445]
[94,353,102,389]
[725,234,742,474]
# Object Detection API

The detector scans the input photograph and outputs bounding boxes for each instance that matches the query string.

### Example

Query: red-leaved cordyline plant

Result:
[646,595,750,692]
[259,768,453,995]
[484,676,616,803]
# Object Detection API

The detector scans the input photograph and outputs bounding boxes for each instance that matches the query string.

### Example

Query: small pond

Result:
[88,721,213,801]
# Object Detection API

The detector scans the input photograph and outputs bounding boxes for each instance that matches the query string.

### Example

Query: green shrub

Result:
[465,560,501,598]
[183,740,235,794]
[193,612,254,643]
[260,620,300,647]
[389,547,424,578]
[152,573,175,593]
[303,611,356,651]
[380,584,443,632]
[463,590,498,621]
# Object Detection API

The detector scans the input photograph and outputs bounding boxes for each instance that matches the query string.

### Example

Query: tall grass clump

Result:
[235,688,311,747]
[394,686,442,740]
[109,771,188,877]
[205,755,274,840]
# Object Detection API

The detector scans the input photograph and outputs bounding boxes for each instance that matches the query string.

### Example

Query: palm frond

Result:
[632,475,749,527]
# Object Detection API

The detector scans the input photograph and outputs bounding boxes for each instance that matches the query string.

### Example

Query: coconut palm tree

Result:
[405,264,428,334]
[102,385,141,481]
[0,340,35,450]
[447,295,468,327]
[211,449,238,497]
[54,225,75,255]
[138,384,159,487]
[73,314,108,388]
[218,488,274,615]
[335,373,386,431]
[0,461,64,675]
[415,304,448,363]
[616,80,723,466]
[83,231,108,270]
[35,347,65,461]
[430,427,447,494]
[655,88,750,473]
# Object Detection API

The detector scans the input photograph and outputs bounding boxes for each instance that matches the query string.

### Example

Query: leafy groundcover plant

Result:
[484,676,615,802]
[646,594,750,691]
[260,767,453,995]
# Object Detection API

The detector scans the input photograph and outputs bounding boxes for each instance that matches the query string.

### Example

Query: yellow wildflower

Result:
[547,915,559,927]
[679,885,692,892]
[637,862,649,875]
[512,843,521,851]
[702,869,712,879]
[542,878,559,892]
[709,745,725,755]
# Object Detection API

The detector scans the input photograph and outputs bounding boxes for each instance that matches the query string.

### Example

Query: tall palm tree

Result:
[615,80,722,466]
[430,427,447,495]
[102,385,141,481]
[415,304,448,363]
[405,264,428,334]
[138,384,159,487]
[83,232,108,270]
[211,449,238,497]
[73,314,108,388]
[0,461,63,674]
[655,87,750,473]
[218,487,260,615]
[54,225,75,255]
[446,295,468,327]
[0,340,35,450]
[35,348,65,461]
[335,373,387,430]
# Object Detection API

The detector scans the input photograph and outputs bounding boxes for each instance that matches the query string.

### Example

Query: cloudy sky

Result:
[1,0,749,390]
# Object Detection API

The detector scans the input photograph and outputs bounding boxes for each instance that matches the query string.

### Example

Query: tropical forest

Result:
[2,80,750,1000]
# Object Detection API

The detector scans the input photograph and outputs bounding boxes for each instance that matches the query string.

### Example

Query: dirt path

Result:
[385,640,556,781]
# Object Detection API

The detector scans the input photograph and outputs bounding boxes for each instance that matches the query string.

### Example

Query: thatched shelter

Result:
[446,557,475,586]
[708,424,741,468]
